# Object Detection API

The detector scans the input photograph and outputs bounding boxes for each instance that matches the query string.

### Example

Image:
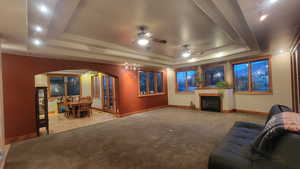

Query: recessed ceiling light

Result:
[279,50,284,53]
[34,25,43,32]
[32,39,42,46]
[39,4,49,14]
[260,14,268,22]
[269,0,278,4]
[137,38,149,46]
[216,52,224,58]
[188,58,197,63]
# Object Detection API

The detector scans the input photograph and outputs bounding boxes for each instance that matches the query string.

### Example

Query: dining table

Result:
[67,100,92,118]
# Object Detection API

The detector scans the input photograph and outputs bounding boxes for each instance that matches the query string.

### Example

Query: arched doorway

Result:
[34,69,118,135]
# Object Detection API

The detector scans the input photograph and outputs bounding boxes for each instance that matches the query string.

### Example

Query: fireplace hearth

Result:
[200,96,221,112]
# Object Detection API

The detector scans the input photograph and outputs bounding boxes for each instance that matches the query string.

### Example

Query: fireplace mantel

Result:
[194,89,235,112]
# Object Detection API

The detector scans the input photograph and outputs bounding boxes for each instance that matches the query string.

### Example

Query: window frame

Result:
[47,74,82,98]
[175,68,198,93]
[137,71,165,97]
[232,56,272,95]
[201,64,226,89]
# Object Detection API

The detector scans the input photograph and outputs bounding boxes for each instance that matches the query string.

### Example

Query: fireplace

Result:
[200,96,221,112]
[196,89,234,113]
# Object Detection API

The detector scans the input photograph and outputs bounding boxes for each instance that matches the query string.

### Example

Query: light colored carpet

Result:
[5,108,265,169]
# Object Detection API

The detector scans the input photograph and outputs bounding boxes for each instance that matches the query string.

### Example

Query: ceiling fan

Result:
[134,25,167,47]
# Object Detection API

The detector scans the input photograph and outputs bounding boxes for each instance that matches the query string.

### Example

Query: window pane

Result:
[139,72,147,95]
[157,72,163,93]
[187,70,197,92]
[234,63,249,91]
[103,76,108,105]
[50,76,65,97]
[204,66,225,86]
[251,60,270,92]
[67,76,80,96]
[177,72,186,92]
[149,72,155,94]
[109,77,114,108]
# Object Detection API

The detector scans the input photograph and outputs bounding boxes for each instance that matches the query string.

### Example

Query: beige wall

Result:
[168,53,293,113]
[235,53,292,112]
[81,73,92,97]
[0,51,4,146]
[35,74,48,87]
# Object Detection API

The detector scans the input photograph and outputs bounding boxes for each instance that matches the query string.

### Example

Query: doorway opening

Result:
[34,69,118,136]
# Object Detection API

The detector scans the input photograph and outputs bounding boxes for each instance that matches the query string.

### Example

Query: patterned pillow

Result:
[253,112,300,155]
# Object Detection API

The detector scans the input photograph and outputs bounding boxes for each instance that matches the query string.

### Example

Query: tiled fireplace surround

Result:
[194,89,235,112]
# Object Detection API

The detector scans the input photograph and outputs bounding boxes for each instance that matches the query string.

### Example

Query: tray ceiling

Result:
[4,0,297,68]
[66,0,232,58]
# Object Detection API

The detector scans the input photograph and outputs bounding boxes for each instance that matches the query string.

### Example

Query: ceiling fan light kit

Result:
[181,45,192,58]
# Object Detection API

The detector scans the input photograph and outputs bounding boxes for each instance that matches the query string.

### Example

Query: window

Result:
[49,75,81,97]
[138,71,164,96]
[139,72,147,95]
[157,72,163,93]
[49,76,65,97]
[233,57,271,94]
[203,66,225,87]
[176,70,197,92]
[149,72,155,94]
[67,76,80,96]
[233,63,249,91]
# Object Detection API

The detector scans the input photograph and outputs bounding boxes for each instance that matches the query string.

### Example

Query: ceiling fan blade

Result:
[152,38,167,44]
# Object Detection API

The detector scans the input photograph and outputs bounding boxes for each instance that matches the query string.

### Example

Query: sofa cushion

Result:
[208,121,263,169]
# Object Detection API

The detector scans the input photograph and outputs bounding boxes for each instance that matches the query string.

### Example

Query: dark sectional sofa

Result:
[208,105,300,169]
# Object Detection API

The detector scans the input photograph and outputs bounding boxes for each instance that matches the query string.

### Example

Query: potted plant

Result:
[215,81,231,89]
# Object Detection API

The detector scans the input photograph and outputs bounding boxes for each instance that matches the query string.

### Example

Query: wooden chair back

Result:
[80,96,92,102]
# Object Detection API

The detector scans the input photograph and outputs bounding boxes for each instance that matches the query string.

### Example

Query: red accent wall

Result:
[2,53,168,143]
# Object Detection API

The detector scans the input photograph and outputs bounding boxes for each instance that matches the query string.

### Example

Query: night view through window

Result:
[233,59,270,92]
[139,71,147,95]
[251,60,270,92]
[149,72,155,94]
[49,76,65,97]
[157,72,163,93]
[204,66,225,87]
[67,76,80,96]
[139,71,164,95]
[234,63,249,91]
[177,70,197,92]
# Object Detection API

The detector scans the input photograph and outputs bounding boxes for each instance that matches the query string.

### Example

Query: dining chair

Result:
[64,102,75,118]
[78,103,92,117]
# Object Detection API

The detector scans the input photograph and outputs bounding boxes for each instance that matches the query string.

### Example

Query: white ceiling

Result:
[0,0,297,68]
